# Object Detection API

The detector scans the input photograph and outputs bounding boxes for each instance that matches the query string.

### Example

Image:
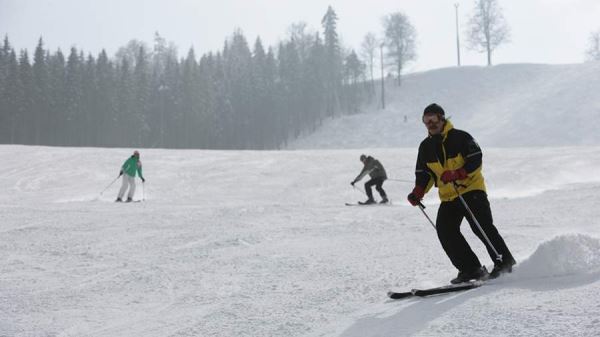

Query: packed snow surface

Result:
[1,145,600,337]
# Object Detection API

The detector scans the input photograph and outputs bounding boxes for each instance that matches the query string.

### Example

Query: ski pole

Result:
[142,181,145,201]
[387,178,413,183]
[352,184,367,195]
[417,202,436,229]
[452,182,503,263]
[99,175,120,196]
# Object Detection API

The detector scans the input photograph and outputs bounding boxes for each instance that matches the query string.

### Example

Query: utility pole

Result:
[158,83,167,148]
[380,42,385,110]
[455,3,461,66]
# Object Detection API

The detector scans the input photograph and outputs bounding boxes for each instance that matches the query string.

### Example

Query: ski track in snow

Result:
[1,145,600,337]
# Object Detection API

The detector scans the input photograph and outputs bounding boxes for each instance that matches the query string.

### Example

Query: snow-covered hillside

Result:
[290,63,600,149]
[1,145,600,337]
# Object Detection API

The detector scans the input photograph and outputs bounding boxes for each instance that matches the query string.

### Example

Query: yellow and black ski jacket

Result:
[414,120,486,202]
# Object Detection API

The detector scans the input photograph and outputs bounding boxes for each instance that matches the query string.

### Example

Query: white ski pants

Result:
[117,175,136,200]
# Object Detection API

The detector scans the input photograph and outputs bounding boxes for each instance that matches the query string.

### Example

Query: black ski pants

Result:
[364,177,387,200]
[436,190,514,273]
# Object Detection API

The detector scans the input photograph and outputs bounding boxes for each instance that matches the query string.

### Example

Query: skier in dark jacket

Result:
[116,150,145,202]
[407,103,516,284]
[351,154,388,204]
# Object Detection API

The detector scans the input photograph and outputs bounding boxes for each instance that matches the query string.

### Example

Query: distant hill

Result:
[289,63,600,149]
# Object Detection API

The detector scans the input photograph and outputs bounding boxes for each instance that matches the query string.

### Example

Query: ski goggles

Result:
[422,114,442,124]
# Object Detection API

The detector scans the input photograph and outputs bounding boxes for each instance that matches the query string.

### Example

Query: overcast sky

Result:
[1,0,599,72]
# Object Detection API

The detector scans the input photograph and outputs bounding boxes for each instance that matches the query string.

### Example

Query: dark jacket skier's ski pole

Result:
[417,202,436,229]
[352,185,367,195]
[452,182,503,263]
[387,178,413,183]
[100,175,120,196]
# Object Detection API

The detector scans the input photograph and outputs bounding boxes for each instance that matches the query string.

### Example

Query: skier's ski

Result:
[387,280,483,299]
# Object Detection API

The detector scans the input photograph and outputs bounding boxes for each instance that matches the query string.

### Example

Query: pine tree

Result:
[181,48,199,148]
[264,47,280,148]
[304,33,326,131]
[18,50,34,144]
[115,59,134,146]
[224,30,253,148]
[64,47,83,145]
[321,6,342,117]
[3,48,20,143]
[95,50,115,146]
[132,46,151,147]
[32,38,49,144]
[81,54,98,145]
[212,51,233,149]
[47,49,66,145]
[250,37,268,148]
[0,36,11,143]
[197,53,218,148]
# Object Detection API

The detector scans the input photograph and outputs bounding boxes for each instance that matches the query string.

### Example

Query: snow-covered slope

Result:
[1,145,600,337]
[290,63,600,149]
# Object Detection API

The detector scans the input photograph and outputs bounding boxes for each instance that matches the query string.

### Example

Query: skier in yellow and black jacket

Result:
[407,103,516,284]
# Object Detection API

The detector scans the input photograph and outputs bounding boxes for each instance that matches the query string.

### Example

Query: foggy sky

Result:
[1,0,599,72]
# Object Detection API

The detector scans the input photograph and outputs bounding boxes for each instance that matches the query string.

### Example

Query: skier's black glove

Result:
[119,170,123,176]
[350,181,355,186]
[141,177,146,183]
[407,185,425,206]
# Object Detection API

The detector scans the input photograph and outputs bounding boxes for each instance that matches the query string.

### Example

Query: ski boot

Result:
[358,198,376,205]
[380,197,389,204]
[115,197,123,202]
[450,266,488,284]
[126,197,133,203]
[489,257,516,279]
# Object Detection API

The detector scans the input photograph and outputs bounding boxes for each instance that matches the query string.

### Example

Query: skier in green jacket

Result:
[116,150,146,202]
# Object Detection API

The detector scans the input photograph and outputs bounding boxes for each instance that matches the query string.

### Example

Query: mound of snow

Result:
[515,234,600,279]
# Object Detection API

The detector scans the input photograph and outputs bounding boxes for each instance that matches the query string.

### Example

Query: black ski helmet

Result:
[423,103,445,117]
[360,154,367,162]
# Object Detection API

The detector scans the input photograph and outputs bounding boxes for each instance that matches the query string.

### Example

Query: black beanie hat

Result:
[423,103,445,116]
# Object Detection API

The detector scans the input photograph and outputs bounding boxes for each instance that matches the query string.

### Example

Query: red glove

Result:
[440,168,467,183]
[407,186,425,206]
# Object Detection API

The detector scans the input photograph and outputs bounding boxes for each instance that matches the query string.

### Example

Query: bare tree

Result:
[287,22,315,61]
[467,0,510,66]
[586,30,600,61]
[360,32,378,93]
[115,39,151,68]
[382,12,416,86]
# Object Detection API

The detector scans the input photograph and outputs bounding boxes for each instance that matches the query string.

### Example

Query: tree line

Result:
[0,7,377,149]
